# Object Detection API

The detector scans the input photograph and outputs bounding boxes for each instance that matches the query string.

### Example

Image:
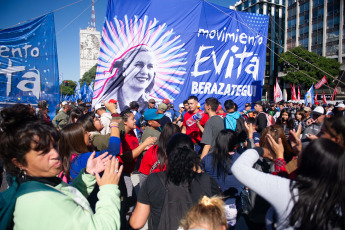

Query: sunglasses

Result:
[150,102,156,104]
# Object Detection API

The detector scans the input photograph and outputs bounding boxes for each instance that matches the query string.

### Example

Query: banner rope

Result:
[0,0,84,32]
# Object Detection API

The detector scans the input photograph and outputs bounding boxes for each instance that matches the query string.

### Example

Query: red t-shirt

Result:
[118,130,139,174]
[183,111,209,143]
[139,145,167,175]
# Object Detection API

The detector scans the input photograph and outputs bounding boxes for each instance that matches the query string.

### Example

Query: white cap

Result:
[95,103,105,111]
[313,106,324,115]
[179,103,184,108]
[61,101,67,106]
[336,103,345,108]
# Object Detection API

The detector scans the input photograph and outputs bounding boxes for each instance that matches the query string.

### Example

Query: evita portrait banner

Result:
[93,0,269,111]
[0,13,59,114]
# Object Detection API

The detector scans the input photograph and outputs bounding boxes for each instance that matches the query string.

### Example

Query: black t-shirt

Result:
[138,172,221,230]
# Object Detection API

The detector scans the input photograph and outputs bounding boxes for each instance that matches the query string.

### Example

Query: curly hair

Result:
[165,133,199,188]
[0,104,59,176]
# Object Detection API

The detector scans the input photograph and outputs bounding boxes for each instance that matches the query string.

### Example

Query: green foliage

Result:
[278,46,340,86]
[80,64,97,86]
[59,80,77,96]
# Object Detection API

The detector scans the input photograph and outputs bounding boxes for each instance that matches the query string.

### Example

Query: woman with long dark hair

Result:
[232,138,345,230]
[130,134,220,230]
[0,104,123,229]
[275,108,296,137]
[200,129,243,228]
[138,123,180,185]
[59,122,120,181]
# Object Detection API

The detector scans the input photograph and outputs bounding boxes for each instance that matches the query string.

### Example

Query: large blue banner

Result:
[0,13,59,116]
[93,0,268,111]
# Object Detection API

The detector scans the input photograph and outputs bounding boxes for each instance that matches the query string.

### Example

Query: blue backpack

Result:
[0,178,60,230]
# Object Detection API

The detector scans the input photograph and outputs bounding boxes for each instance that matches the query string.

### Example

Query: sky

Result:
[0,0,237,83]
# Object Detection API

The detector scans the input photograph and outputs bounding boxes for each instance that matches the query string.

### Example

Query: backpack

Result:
[0,178,60,230]
[235,116,248,143]
[155,173,212,230]
[260,112,275,126]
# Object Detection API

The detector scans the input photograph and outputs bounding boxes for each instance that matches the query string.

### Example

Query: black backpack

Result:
[155,172,212,230]
[235,116,248,143]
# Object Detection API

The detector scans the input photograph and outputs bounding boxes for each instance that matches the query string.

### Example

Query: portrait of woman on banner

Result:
[94,45,157,111]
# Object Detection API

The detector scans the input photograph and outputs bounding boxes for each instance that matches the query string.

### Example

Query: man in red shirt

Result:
[182,96,209,154]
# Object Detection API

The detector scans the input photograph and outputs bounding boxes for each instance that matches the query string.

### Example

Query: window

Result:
[326,44,339,56]
[327,30,339,42]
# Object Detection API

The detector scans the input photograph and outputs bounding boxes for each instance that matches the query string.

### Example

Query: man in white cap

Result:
[95,103,112,135]
[335,103,345,116]
[301,106,325,149]
[173,103,185,127]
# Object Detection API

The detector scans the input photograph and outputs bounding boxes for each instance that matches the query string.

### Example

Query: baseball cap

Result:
[312,106,324,115]
[179,103,184,108]
[253,100,264,106]
[61,101,67,106]
[95,103,106,111]
[304,107,312,112]
[149,99,156,103]
[144,109,164,121]
[245,103,251,107]
[163,99,170,104]
[108,99,118,104]
[322,103,328,107]
[158,103,168,112]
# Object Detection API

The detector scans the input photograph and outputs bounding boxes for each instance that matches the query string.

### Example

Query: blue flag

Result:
[80,82,88,100]
[74,82,81,100]
[304,85,314,105]
[0,13,59,118]
[92,0,269,111]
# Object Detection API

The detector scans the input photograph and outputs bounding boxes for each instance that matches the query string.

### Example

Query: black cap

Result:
[245,103,251,107]
[253,100,264,106]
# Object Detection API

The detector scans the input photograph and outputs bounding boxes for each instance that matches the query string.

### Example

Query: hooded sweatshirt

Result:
[224,111,241,131]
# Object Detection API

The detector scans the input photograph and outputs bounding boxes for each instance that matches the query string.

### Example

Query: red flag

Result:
[297,86,301,101]
[314,92,318,103]
[315,76,328,89]
[331,87,338,100]
[291,84,297,101]
[322,91,327,104]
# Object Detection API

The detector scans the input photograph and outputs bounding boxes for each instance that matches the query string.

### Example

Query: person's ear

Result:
[12,158,26,170]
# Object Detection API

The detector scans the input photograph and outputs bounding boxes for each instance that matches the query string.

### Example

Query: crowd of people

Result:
[0,96,344,230]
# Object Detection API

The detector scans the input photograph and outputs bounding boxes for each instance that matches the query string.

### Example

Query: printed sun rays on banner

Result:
[93,15,188,110]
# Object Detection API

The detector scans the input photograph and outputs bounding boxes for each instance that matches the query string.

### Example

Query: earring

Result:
[20,168,27,180]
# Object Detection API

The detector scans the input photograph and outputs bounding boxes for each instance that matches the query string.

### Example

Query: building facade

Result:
[79,28,100,79]
[284,0,344,64]
[235,0,286,99]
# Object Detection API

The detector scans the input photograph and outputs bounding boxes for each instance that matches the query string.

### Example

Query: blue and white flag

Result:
[0,13,59,117]
[74,81,81,100]
[304,85,314,105]
[92,0,269,111]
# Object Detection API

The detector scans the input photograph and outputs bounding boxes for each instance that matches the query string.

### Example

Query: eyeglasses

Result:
[150,102,156,104]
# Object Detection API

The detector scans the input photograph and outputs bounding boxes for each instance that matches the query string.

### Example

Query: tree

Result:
[80,64,97,86]
[278,46,340,86]
[60,80,77,96]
